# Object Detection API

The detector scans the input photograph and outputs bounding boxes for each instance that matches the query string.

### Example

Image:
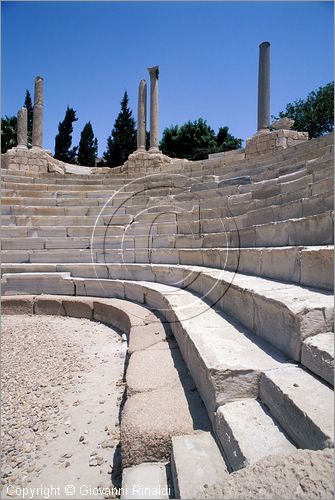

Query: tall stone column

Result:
[137,79,147,150]
[148,66,159,152]
[32,76,44,149]
[257,42,270,132]
[17,107,28,149]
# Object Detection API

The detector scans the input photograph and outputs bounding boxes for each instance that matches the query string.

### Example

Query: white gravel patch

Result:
[1,314,127,499]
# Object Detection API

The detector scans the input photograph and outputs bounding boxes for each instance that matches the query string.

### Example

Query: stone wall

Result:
[1,128,314,178]
[1,148,94,176]
[245,129,309,158]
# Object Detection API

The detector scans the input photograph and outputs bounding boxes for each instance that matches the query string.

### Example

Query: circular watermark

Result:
[90,172,241,323]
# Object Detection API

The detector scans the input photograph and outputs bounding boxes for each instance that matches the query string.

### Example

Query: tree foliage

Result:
[24,90,34,147]
[78,121,98,167]
[275,82,334,138]
[1,115,17,153]
[216,126,242,152]
[103,91,136,167]
[160,119,241,160]
[54,106,78,163]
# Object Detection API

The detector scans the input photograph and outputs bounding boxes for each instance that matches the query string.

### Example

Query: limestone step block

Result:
[4,181,48,191]
[188,268,333,361]
[44,237,91,249]
[198,213,332,249]
[1,237,44,251]
[121,383,209,468]
[259,366,334,449]
[3,181,110,192]
[181,245,331,291]
[102,263,333,362]
[5,243,330,291]
[1,251,29,263]
[121,463,170,500]
[218,175,251,188]
[1,206,12,215]
[0,249,95,264]
[27,227,67,238]
[1,272,74,295]
[1,295,34,314]
[2,196,57,207]
[312,176,334,197]
[1,214,133,227]
[280,173,314,194]
[30,249,94,263]
[300,247,334,290]
[1,188,106,199]
[1,263,60,275]
[0,271,289,417]
[288,211,334,246]
[301,333,334,386]
[126,347,189,396]
[7,205,121,217]
[1,227,28,238]
[302,190,333,217]
[253,212,334,247]
[56,197,101,207]
[2,189,58,198]
[70,225,126,237]
[96,249,136,264]
[0,173,35,183]
[214,399,295,471]
[171,432,229,499]
[3,261,331,362]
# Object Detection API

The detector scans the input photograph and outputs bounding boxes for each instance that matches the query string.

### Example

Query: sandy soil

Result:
[1,314,127,500]
[221,448,334,499]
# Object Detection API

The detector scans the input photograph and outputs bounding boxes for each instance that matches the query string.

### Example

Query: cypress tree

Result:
[1,115,17,153]
[103,91,136,167]
[78,121,98,167]
[24,90,34,148]
[54,106,78,163]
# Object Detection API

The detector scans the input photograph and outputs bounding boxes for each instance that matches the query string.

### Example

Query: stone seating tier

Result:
[1,132,334,497]
[1,276,333,456]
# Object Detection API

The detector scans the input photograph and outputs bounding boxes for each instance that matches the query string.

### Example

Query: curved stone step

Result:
[214,399,295,471]
[1,273,333,454]
[2,263,333,362]
[259,366,334,449]
[1,245,333,291]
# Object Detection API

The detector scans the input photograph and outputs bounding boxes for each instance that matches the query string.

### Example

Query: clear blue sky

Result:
[2,1,333,155]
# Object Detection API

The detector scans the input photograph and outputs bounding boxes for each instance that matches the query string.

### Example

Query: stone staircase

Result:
[1,132,334,498]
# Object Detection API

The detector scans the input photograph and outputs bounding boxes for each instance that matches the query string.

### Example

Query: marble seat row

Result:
[1,274,333,470]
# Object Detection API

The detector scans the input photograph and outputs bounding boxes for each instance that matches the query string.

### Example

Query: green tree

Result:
[24,90,34,147]
[77,121,98,167]
[160,119,241,161]
[1,115,17,153]
[216,126,242,152]
[103,91,136,167]
[274,82,334,138]
[54,106,78,163]
[160,119,216,160]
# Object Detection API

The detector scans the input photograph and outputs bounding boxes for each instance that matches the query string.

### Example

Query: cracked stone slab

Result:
[301,332,334,386]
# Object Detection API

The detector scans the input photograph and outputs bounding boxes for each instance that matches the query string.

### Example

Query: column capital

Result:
[148,66,159,80]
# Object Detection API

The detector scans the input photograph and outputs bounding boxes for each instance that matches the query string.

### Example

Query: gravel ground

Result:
[222,448,334,499]
[1,314,127,499]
